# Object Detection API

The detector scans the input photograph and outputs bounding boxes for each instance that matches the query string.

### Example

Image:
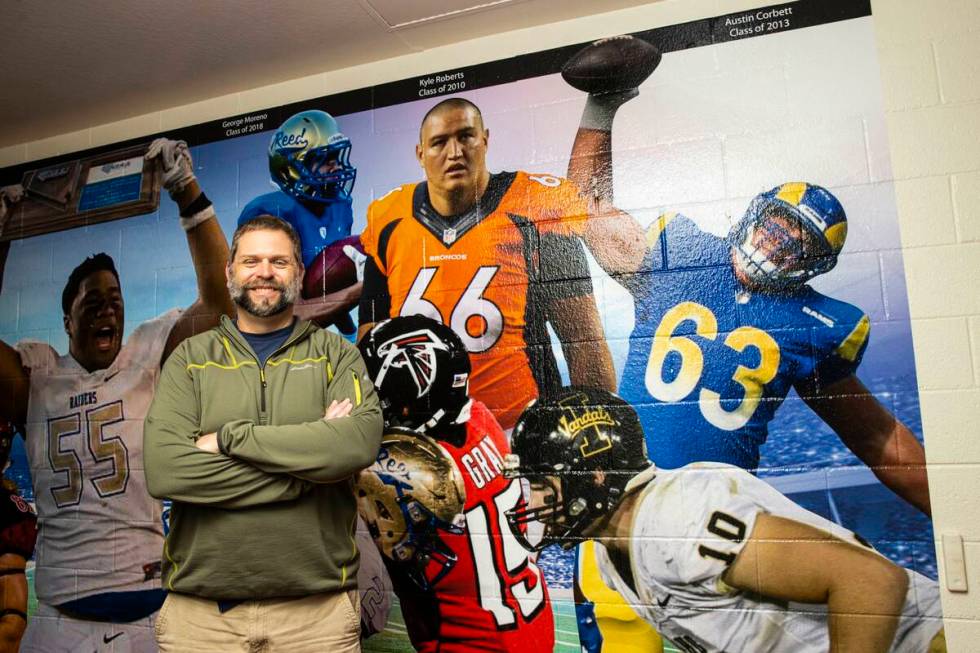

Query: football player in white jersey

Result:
[0,139,233,652]
[504,388,946,653]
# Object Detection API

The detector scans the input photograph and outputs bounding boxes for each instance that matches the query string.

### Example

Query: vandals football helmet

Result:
[355,428,467,590]
[504,387,652,551]
[358,315,471,435]
[268,109,356,203]
[729,182,848,291]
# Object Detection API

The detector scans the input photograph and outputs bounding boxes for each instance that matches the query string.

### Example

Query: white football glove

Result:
[0,184,25,231]
[145,138,196,197]
[343,244,367,284]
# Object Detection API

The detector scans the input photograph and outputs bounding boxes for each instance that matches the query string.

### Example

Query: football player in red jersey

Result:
[357,315,554,652]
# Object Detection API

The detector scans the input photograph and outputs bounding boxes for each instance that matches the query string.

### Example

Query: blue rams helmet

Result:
[730,182,848,291]
[268,110,356,203]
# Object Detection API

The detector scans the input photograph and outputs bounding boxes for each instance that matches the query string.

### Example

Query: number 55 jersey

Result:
[360,171,595,429]
[619,214,871,470]
[15,309,179,607]
[394,400,554,653]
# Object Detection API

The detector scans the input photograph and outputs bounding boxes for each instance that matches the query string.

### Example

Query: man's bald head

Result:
[419,98,485,142]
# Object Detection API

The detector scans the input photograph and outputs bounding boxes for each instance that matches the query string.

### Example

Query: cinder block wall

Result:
[873,2,980,647]
[1,0,977,648]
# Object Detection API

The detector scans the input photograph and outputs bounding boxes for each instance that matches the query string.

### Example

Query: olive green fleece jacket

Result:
[143,315,382,600]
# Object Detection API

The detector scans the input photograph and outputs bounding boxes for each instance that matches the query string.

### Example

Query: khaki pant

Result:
[155,590,360,653]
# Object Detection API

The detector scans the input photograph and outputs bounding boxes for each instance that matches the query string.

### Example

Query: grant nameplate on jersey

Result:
[0,143,161,241]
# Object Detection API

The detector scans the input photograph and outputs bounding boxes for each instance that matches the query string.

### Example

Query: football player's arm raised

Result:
[540,232,616,392]
[144,342,314,509]
[724,512,908,653]
[143,138,234,364]
[216,342,383,483]
[566,117,647,277]
[801,374,931,516]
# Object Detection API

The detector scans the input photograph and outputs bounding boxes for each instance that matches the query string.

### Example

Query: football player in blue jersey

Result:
[239,109,362,332]
[567,95,930,513]
[562,72,931,653]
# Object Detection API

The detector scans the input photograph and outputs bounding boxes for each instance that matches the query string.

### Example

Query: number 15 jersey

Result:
[359,171,595,429]
[393,400,554,652]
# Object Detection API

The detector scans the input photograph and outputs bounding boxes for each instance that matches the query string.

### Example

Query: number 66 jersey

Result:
[619,214,871,470]
[360,171,595,429]
[16,309,179,607]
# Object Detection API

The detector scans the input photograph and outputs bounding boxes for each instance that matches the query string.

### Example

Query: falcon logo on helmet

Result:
[729,182,848,291]
[359,315,472,435]
[375,329,448,400]
[268,109,356,204]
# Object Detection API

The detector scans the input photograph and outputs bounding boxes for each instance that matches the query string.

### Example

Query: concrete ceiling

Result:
[0,0,658,148]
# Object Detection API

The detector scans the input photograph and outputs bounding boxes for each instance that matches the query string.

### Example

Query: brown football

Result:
[561,35,662,94]
[303,235,364,299]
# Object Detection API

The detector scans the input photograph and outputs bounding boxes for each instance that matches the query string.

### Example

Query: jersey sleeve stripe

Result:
[376,219,402,273]
[645,211,680,250]
[835,314,870,362]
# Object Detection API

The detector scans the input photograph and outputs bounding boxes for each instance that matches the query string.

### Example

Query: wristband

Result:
[179,193,215,232]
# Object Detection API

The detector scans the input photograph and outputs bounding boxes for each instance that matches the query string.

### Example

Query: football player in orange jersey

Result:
[358,98,616,429]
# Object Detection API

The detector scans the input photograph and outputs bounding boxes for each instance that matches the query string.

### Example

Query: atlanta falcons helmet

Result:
[355,428,467,590]
[268,109,356,203]
[729,181,848,291]
[504,387,652,551]
[358,315,471,435]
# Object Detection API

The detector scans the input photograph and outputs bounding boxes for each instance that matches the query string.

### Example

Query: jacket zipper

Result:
[219,317,313,420]
[259,367,267,413]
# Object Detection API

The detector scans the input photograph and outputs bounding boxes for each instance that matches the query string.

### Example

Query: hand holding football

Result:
[561,35,662,94]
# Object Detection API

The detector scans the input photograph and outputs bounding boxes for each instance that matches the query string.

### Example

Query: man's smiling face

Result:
[226,228,302,318]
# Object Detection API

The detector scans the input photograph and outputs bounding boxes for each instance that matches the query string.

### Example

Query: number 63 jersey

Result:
[360,171,594,429]
[16,309,179,606]
[619,214,871,470]
[595,463,943,653]
[394,400,554,653]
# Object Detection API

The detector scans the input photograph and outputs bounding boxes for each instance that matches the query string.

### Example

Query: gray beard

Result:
[228,277,300,318]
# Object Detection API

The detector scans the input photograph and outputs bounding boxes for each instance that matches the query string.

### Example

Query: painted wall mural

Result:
[0,0,946,651]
